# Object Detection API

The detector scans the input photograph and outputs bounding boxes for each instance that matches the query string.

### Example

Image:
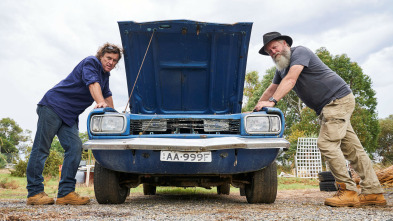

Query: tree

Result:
[377,115,393,164]
[0,118,31,154]
[243,71,262,112]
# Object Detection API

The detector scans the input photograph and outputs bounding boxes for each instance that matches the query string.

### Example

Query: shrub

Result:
[0,178,19,189]
[11,150,64,178]
[0,154,7,169]
[10,159,27,177]
[43,151,63,178]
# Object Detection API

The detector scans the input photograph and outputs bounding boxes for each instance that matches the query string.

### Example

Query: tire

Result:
[94,162,128,204]
[318,171,335,182]
[319,181,337,192]
[318,171,352,182]
[245,162,277,204]
[217,184,230,195]
[143,184,157,195]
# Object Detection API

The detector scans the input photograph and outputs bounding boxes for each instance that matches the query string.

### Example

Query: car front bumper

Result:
[83,137,290,151]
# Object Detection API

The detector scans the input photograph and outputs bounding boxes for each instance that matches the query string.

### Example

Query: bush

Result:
[0,154,7,169]
[43,151,63,178]
[11,150,64,178]
[10,159,28,177]
[0,178,19,189]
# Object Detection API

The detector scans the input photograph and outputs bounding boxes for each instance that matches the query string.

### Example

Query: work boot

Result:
[359,193,387,206]
[26,192,55,205]
[55,192,90,205]
[324,182,360,207]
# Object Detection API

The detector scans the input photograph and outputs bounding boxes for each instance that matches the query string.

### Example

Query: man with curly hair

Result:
[26,43,122,205]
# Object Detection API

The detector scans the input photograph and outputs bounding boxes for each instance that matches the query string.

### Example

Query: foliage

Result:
[50,136,64,153]
[242,71,262,112]
[377,115,393,164]
[79,132,92,161]
[277,129,306,166]
[43,151,64,178]
[316,48,377,113]
[11,150,64,178]
[288,107,319,136]
[10,159,28,177]
[350,105,380,155]
[0,178,19,189]
[11,132,90,177]
[0,118,31,154]
[0,154,6,168]
[243,68,273,112]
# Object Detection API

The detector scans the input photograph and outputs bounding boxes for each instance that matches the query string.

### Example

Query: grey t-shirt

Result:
[272,46,351,115]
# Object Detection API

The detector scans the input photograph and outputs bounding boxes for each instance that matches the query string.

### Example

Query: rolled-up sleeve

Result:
[82,58,100,86]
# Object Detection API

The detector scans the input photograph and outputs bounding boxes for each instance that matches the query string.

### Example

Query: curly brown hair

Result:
[95,43,123,61]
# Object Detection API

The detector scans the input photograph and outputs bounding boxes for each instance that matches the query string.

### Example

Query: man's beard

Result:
[273,47,291,71]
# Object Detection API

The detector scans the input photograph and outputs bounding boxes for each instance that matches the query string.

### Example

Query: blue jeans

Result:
[26,105,82,198]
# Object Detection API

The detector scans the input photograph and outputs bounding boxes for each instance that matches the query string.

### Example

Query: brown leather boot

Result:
[324,182,360,207]
[55,192,90,205]
[359,193,387,206]
[26,192,55,205]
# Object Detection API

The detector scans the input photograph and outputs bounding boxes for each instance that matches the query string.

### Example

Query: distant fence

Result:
[295,138,322,178]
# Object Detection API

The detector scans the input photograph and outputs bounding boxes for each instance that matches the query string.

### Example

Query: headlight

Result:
[90,114,126,134]
[244,115,281,134]
[204,119,229,132]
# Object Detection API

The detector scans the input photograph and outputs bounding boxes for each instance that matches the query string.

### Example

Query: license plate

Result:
[160,151,212,162]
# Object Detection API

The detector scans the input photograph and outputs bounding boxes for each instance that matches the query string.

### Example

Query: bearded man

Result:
[254,32,386,207]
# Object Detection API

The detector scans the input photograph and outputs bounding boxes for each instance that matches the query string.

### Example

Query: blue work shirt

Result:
[39,56,112,127]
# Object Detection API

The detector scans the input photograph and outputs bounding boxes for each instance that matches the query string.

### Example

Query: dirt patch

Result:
[0,169,11,174]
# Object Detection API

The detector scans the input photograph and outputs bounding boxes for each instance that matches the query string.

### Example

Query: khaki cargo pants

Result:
[317,93,383,194]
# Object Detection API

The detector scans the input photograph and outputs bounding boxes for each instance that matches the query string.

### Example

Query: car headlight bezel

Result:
[90,114,127,134]
[244,114,282,135]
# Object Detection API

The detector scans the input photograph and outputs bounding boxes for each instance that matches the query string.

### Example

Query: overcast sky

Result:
[1,0,392,137]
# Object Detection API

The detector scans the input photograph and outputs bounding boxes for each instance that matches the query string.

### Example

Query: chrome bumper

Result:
[83,137,290,151]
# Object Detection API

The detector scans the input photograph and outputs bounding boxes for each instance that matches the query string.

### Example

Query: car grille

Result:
[130,119,240,135]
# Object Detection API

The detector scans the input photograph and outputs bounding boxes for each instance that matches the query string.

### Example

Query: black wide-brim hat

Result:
[259,32,293,55]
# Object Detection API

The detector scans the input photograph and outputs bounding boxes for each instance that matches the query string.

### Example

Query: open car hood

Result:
[118,20,252,114]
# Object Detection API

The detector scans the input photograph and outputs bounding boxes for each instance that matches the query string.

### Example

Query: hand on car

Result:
[254,101,275,112]
[94,101,109,109]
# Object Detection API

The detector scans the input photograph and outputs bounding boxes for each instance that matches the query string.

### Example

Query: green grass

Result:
[157,186,219,194]
[0,172,319,200]
[0,173,95,199]
[155,177,320,195]
[278,177,319,190]
[0,173,29,199]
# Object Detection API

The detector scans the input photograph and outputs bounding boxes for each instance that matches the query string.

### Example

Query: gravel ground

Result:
[1,189,393,220]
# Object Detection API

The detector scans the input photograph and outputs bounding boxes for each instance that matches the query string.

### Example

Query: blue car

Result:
[83,20,289,204]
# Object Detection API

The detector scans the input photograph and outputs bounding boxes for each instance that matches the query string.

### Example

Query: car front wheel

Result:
[94,161,128,204]
[245,162,277,204]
